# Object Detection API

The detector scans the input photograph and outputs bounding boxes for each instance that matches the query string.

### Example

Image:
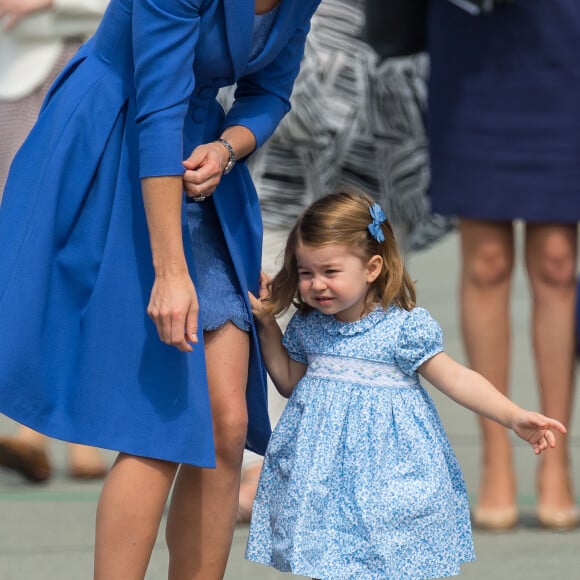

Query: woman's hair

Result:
[268,187,416,315]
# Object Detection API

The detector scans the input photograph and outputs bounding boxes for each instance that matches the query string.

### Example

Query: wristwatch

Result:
[216,138,237,174]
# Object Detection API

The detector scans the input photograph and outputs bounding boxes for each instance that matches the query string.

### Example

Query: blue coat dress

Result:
[0,0,320,466]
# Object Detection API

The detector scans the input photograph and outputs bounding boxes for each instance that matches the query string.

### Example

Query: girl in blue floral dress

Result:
[245,189,567,579]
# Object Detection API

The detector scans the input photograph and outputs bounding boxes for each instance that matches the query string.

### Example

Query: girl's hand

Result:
[248,272,275,323]
[182,142,230,202]
[512,412,567,455]
[0,0,53,29]
[147,269,199,352]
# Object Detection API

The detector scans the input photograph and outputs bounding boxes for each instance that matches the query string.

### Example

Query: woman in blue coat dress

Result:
[0,0,321,576]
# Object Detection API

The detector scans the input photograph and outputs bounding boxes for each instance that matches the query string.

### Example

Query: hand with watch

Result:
[215,137,237,175]
[182,135,242,203]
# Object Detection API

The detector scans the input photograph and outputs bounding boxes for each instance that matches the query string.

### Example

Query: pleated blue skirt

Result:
[0,12,270,463]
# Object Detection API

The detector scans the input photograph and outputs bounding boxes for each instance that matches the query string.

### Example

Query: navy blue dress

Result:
[428,0,580,222]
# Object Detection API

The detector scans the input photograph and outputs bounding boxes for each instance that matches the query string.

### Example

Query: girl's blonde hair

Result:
[268,188,417,315]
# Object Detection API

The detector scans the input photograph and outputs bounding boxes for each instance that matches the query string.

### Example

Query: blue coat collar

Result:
[222,0,253,78]
[222,0,295,78]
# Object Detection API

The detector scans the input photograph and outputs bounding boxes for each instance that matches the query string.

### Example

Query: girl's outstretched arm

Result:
[248,273,306,398]
[419,353,567,455]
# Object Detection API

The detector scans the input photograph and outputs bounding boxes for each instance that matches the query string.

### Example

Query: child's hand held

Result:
[248,272,275,322]
[257,271,272,299]
[248,290,263,315]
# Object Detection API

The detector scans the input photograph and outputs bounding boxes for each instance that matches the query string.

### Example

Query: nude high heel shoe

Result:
[471,504,519,531]
[536,504,579,530]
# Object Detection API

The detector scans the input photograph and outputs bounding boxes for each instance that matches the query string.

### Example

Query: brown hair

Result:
[267,188,416,315]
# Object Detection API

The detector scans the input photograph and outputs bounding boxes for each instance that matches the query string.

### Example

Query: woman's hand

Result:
[0,0,53,29]
[182,142,229,202]
[512,412,567,455]
[147,267,199,352]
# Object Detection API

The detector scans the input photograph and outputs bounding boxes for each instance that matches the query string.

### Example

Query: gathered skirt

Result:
[247,376,475,579]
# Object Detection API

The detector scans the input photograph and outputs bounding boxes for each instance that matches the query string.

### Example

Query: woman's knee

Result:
[527,235,577,288]
[463,241,514,288]
[212,403,248,462]
[204,323,250,461]
[460,220,514,288]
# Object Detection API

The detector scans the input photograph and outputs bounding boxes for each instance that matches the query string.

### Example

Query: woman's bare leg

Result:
[459,219,517,514]
[94,453,178,580]
[525,224,577,512]
[237,459,263,523]
[166,322,249,579]
[0,426,107,480]
[10,425,47,447]
[0,425,53,481]
[67,443,108,478]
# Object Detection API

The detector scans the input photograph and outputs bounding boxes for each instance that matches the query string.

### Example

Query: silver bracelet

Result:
[215,138,236,174]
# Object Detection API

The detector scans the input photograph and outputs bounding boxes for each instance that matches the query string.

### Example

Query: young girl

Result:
[245,189,567,579]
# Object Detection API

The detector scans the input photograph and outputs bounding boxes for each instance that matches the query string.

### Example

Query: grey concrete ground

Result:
[1,228,579,579]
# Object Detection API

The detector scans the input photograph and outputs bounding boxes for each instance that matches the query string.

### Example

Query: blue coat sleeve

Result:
[132,0,202,178]
[222,0,320,149]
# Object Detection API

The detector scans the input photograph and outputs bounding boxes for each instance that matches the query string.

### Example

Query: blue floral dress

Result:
[246,306,475,579]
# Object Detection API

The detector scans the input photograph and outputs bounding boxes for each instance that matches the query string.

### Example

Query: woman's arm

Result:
[419,352,567,455]
[183,0,321,198]
[132,0,204,349]
[0,0,53,28]
[142,176,198,352]
[0,0,107,29]
[53,0,108,15]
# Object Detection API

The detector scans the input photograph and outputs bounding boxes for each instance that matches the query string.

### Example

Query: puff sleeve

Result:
[394,307,444,376]
[282,311,308,365]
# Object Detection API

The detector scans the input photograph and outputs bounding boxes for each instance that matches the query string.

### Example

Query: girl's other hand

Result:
[512,412,567,455]
[147,269,199,352]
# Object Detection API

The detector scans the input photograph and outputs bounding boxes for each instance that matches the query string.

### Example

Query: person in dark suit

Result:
[0,0,321,576]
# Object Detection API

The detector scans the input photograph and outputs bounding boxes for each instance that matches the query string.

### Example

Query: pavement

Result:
[1,228,580,580]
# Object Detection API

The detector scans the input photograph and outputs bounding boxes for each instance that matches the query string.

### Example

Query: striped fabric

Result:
[222,0,454,252]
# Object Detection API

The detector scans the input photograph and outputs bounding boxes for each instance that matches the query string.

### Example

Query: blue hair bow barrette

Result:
[367,202,387,243]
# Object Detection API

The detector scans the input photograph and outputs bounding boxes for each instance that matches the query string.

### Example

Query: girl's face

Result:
[295,242,382,323]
